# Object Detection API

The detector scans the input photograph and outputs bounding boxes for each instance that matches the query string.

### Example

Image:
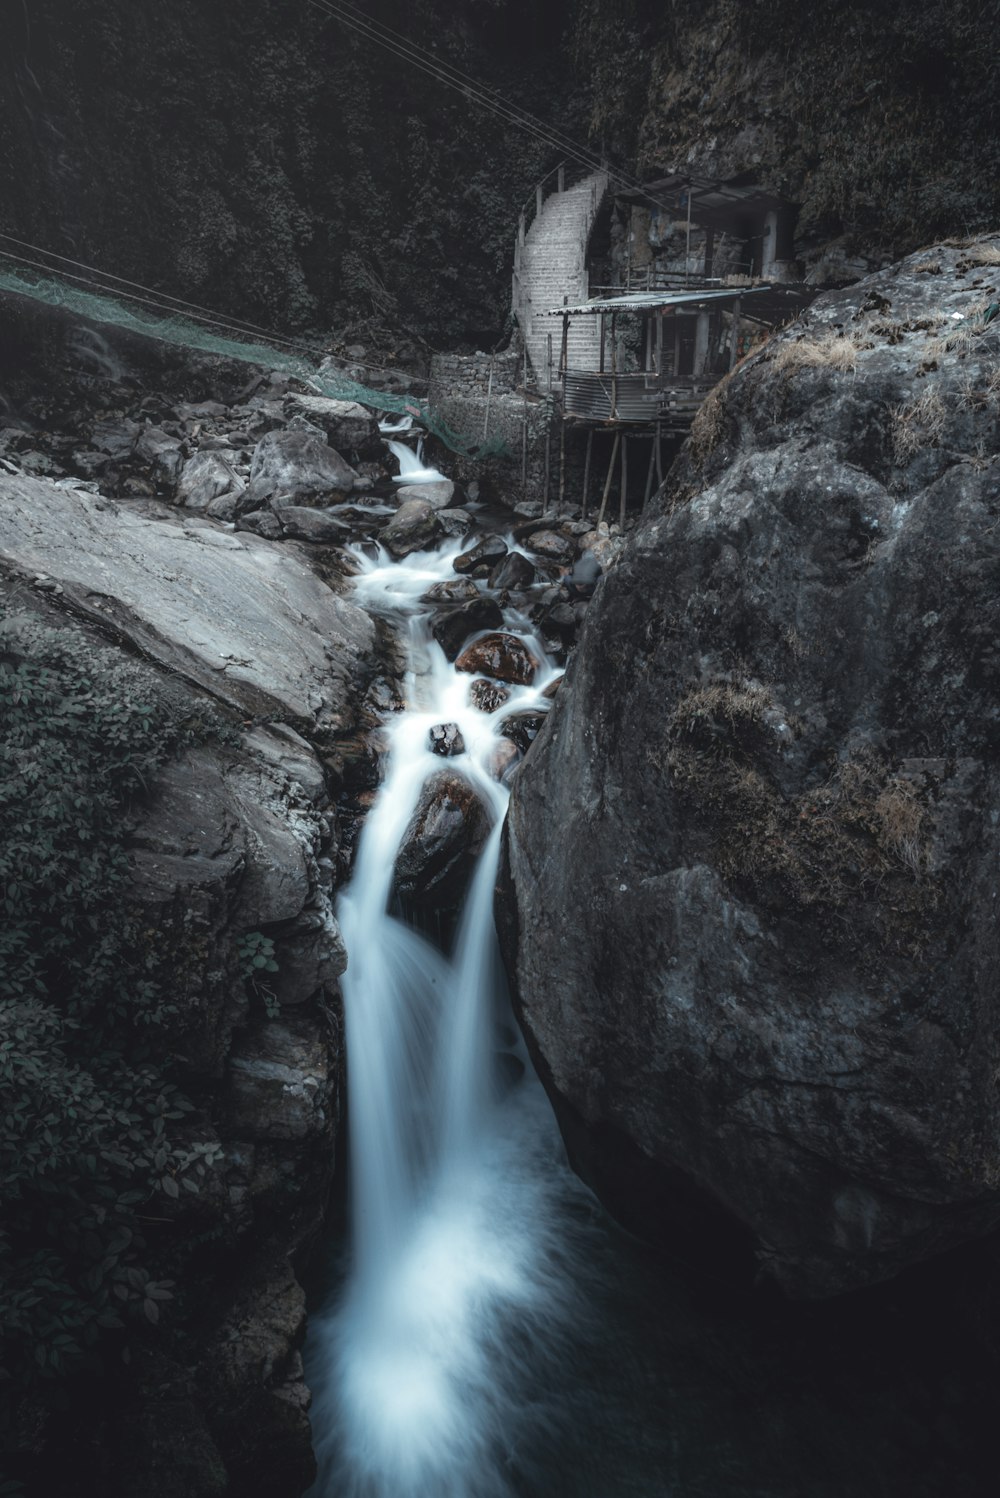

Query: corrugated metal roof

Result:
[542,287,775,317]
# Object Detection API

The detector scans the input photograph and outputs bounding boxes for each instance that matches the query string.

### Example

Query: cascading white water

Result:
[386,436,449,485]
[306,539,574,1498]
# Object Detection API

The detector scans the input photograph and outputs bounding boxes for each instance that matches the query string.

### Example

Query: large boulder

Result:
[380,498,444,558]
[0,474,375,739]
[394,770,493,910]
[498,239,1000,1297]
[242,430,360,511]
[455,632,540,686]
[282,394,379,456]
[431,596,504,660]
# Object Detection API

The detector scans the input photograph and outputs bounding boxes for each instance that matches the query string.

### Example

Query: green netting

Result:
[0,263,511,459]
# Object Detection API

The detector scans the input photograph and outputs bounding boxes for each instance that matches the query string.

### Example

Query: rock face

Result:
[380,498,444,558]
[0,469,375,1494]
[498,240,1000,1297]
[0,475,375,742]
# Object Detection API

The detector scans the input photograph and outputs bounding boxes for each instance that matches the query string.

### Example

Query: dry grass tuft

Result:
[891,387,948,463]
[771,331,865,374]
[874,779,927,875]
[962,243,1000,267]
[925,299,999,360]
[915,259,943,275]
[687,379,730,464]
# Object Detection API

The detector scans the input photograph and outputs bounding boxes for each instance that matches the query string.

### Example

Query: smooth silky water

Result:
[304,538,998,1498]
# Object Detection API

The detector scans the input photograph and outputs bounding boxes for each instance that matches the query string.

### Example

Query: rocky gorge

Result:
[3,2,1000,1494]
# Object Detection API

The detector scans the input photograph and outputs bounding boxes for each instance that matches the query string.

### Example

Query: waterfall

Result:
[386,436,449,484]
[307,540,571,1498]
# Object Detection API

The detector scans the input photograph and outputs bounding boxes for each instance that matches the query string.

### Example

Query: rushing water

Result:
[304,532,1000,1498]
[386,436,449,484]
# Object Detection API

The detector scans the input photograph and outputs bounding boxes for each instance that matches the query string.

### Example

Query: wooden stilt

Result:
[596,432,620,528]
[582,429,594,520]
[619,436,628,528]
[558,412,566,512]
[643,432,657,510]
[654,419,664,486]
[543,424,551,515]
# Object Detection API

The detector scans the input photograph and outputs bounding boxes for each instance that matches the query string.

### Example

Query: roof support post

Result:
[729,297,742,371]
[597,431,621,528]
[619,435,628,529]
[582,428,594,521]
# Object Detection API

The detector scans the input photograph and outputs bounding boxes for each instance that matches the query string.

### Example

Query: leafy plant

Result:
[0,609,225,1404]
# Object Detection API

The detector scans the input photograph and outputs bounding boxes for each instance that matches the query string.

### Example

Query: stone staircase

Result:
[513,170,608,391]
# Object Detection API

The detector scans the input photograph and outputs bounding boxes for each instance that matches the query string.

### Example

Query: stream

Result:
[302,517,998,1498]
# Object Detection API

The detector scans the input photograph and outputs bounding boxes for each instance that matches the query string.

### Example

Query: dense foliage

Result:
[0,611,223,1406]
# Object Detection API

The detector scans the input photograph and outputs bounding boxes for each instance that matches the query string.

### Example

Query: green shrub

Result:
[0,609,224,1399]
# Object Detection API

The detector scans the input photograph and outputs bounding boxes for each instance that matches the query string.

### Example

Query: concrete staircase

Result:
[513,170,608,390]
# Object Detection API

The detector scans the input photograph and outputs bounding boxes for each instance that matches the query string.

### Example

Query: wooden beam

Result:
[643,432,657,510]
[582,428,594,520]
[729,297,742,371]
[619,435,628,528]
[596,432,621,528]
[599,313,606,373]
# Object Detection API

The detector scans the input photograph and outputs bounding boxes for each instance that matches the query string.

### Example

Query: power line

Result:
[306,0,671,212]
[319,0,660,205]
[0,240,416,385]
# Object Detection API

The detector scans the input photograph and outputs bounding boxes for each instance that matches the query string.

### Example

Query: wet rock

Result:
[236,508,284,541]
[395,480,456,510]
[469,678,511,713]
[203,1261,315,1498]
[527,528,574,561]
[243,430,360,512]
[228,1016,332,1142]
[540,601,578,642]
[177,451,241,510]
[436,507,472,537]
[455,632,540,686]
[429,722,466,757]
[453,534,507,575]
[431,596,504,660]
[282,394,380,455]
[135,425,185,484]
[541,675,563,700]
[393,770,493,910]
[489,551,536,590]
[241,724,327,804]
[488,737,520,782]
[422,577,480,605]
[273,505,349,543]
[380,498,444,558]
[90,416,140,458]
[499,711,545,754]
[498,237,1000,1298]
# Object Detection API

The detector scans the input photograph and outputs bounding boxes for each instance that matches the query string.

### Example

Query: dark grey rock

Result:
[282,394,379,456]
[394,770,493,910]
[489,551,536,589]
[497,237,1000,1298]
[381,498,444,558]
[243,430,361,512]
[429,722,466,756]
[453,534,507,575]
[431,596,505,660]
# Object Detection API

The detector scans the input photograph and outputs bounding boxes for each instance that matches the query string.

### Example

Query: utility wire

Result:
[306,0,674,212]
[0,241,417,384]
[0,230,298,344]
[316,0,659,203]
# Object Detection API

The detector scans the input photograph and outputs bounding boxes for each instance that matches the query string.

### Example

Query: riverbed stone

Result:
[429,722,466,757]
[489,551,536,590]
[455,632,540,686]
[422,577,480,605]
[243,430,361,511]
[282,394,379,456]
[469,678,511,713]
[395,480,456,510]
[453,534,508,575]
[431,596,504,660]
[393,770,493,910]
[380,498,444,558]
